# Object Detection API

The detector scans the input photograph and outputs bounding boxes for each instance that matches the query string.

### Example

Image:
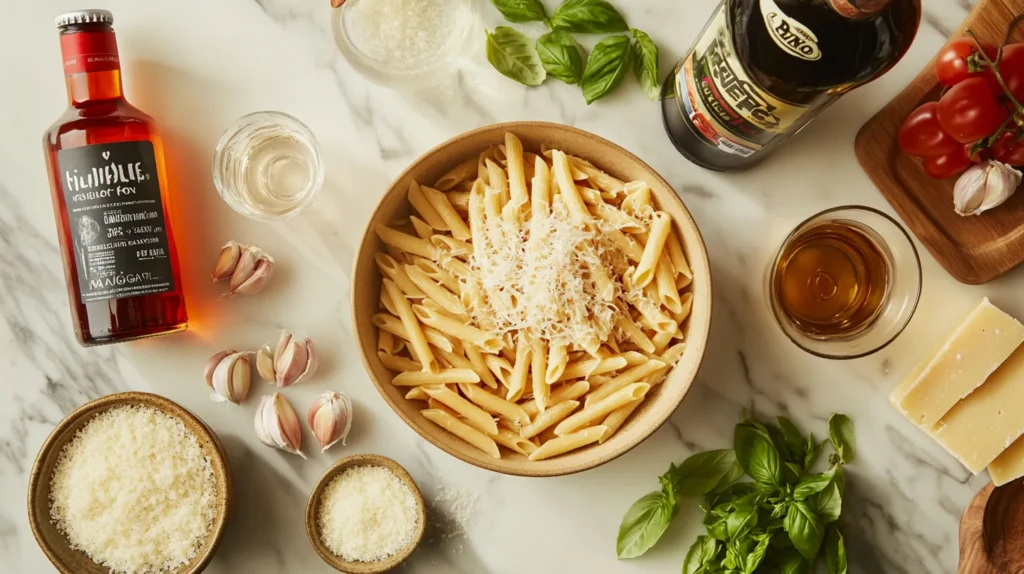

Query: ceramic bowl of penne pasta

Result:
[352,122,711,476]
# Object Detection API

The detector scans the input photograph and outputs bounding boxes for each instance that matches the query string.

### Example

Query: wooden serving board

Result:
[855,0,1024,285]
[957,480,1024,573]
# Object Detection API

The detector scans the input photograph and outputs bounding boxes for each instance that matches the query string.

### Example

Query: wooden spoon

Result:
[958,479,1024,573]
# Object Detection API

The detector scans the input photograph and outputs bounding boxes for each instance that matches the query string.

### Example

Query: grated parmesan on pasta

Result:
[463,199,627,347]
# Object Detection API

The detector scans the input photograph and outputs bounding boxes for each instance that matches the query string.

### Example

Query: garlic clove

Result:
[256,345,276,382]
[228,247,258,293]
[232,257,274,295]
[255,393,306,458]
[275,337,310,387]
[303,339,319,380]
[204,349,235,388]
[211,351,251,404]
[212,241,241,281]
[274,331,292,364]
[307,391,353,452]
[954,160,1021,216]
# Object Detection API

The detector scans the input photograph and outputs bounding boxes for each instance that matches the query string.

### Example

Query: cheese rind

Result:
[891,298,1024,428]
[989,433,1024,486]
[932,345,1024,473]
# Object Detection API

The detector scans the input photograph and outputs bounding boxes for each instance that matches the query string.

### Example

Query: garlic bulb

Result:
[953,160,1021,216]
[254,393,306,458]
[212,241,275,295]
[257,331,318,387]
[308,391,353,452]
[203,350,251,404]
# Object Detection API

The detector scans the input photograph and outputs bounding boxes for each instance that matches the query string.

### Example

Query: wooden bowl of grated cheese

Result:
[351,122,713,477]
[27,392,232,574]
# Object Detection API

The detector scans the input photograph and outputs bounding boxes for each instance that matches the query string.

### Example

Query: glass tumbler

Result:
[212,111,324,221]
[766,206,922,359]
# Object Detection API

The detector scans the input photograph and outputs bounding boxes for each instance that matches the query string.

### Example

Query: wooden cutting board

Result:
[855,0,1024,285]
[958,480,1024,573]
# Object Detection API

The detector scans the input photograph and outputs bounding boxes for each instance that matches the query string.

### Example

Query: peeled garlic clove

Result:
[210,351,251,404]
[254,393,306,458]
[307,391,353,452]
[204,349,235,388]
[256,345,276,382]
[212,241,242,281]
[954,160,1021,216]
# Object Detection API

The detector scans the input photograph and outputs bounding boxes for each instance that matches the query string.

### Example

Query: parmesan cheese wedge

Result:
[990,433,1024,486]
[931,345,1024,473]
[891,298,1024,428]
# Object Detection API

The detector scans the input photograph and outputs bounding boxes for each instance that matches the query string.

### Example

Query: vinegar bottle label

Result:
[760,0,822,61]
[675,4,812,158]
[57,140,175,303]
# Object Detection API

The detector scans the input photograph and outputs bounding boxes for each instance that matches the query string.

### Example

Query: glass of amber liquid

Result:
[767,206,921,359]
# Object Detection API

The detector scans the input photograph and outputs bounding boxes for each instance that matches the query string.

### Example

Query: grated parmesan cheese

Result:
[49,405,216,574]
[345,0,460,70]
[318,465,420,562]
[465,199,627,348]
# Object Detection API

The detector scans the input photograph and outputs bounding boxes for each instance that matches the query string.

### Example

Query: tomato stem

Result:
[966,29,1024,116]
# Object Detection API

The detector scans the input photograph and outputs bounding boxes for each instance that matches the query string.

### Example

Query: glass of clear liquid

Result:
[212,111,324,221]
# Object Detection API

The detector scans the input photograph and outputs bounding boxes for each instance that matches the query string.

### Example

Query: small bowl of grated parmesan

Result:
[306,454,426,573]
[28,392,231,574]
[331,0,478,89]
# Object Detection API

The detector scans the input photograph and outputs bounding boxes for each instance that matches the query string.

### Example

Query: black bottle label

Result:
[676,5,812,157]
[57,140,175,303]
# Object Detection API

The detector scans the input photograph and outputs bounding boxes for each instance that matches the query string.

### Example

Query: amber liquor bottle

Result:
[42,10,187,346]
[662,0,921,171]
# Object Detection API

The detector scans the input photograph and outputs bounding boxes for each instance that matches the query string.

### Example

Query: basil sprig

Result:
[483,0,661,103]
[617,412,856,573]
[536,30,585,84]
[550,0,627,33]
[486,27,547,87]
[488,0,548,23]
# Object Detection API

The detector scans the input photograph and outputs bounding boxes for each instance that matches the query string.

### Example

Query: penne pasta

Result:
[529,425,606,461]
[551,150,591,221]
[556,356,628,382]
[557,383,650,436]
[531,155,551,220]
[421,185,472,241]
[423,384,498,435]
[377,330,395,353]
[372,313,454,354]
[666,229,693,287]
[413,305,502,353]
[585,360,665,407]
[505,132,529,210]
[616,315,656,354]
[408,180,448,230]
[506,334,531,402]
[463,343,499,389]
[378,350,422,372]
[545,341,568,384]
[520,400,579,440]
[375,224,439,261]
[405,387,429,401]
[410,215,433,240]
[412,257,460,293]
[656,258,684,314]
[447,190,471,213]
[431,235,473,259]
[459,383,531,428]
[434,157,478,191]
[494,427,537,455]
[530,337,550,413]
[392,369,481,386]
[600,400,641,444]
[632,212,672,288]
[405,264,466,318]
[484,354,514,387]
[522,381,590,418]
[376,253,426,299]
[382,278,439,373]
[421,409,500,458]
[593,202,643,232]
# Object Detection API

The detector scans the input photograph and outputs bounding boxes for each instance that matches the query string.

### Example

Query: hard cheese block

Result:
[891,298,1024,428]
[990,433,1024,486]
[931,345,1024,473]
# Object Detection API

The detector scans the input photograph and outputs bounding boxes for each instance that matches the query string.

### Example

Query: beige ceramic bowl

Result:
[306,454,426,573]
[351,121,713,477]
[27,392,232,574]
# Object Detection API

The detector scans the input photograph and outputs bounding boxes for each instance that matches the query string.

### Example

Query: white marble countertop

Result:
[1,0,1015,572]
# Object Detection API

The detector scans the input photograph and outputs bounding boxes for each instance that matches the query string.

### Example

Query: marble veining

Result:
[0,0,1015,572]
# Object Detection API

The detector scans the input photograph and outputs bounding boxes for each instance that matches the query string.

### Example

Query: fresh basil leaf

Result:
[726,503,758,540]
[665,449,738,497]
[489,0,548,22]
[825,526,848,574]
[829,413,856,464]
[783,461,803,484]
[536,30,585,84]
[683,535,718,574]
[715,459,746,491]
[794,465,837,501]
[804,434,827,471]
[630,28,659,99]
[580,35,631,104]
[812,465,844,524]
[550,0,628,33]
[735,424,782,487]
[778,549,810,574]
[784,501,825,561]
[778,416,809,460]
[616,490,677,558]
[745,534,771,574]
[486,27,547,87]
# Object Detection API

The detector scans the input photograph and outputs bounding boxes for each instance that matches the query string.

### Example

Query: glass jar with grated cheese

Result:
[331,0,479,89]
